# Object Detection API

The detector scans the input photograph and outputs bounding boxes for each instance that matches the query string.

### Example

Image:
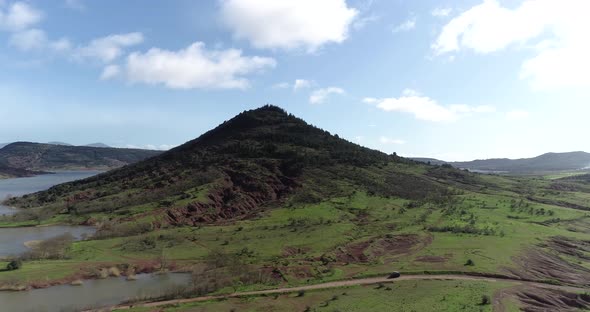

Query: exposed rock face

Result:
[165,164,298,225]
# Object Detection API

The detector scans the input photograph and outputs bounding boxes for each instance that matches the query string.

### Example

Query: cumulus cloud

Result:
[100,64,120,80]
[220,0,358,52]
[9,28,72,52]
[9,28,46,50]
[272,82,290,89]
[309,87,345,104]
[365,89,494,122]
[124,42,276,89]
[293,79,312,91]
[433,0,590,90]
[431,7,452,17]
[75,32,144,63]
[379,136,405,145]
[0,2,42,31]
[392,18,415,33]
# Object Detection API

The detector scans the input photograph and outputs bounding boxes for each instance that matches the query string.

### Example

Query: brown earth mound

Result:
[335,234,431,264]
[516,287,590,312]
[504,248,590,286]
[546,236,590,261]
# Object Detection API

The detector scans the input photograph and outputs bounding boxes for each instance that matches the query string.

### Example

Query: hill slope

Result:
[9,105,453,224]
[0,142,162,171]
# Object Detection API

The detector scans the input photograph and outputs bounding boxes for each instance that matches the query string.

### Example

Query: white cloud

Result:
[392,17,415,33]
[379,136,405,145]
[9,28,46,50]
[0,2,42,31]
[124,42,276,89]
[353,14,379,30]
[506,110,530,120]
[220,0,358,52]
[431,7,452,17]
[100,64,120,80]
[9,28,72,52]
[309,87,345,104]
[272,82,290,89]
[433,0,590,90]
[50,37,72,52]
[75,32,144,63]
[366,89,494,122]
[293,79,312,91]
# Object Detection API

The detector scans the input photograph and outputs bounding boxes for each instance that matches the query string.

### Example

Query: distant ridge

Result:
[47,141,73,146]
[85,143,111,148]
[412,151,590,173]
[0,142,162,171]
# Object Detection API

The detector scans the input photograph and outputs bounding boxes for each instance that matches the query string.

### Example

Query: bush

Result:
[6,259,22,271]
[465,259,475,266]
[480,295,490,305]
[297,290,305,297]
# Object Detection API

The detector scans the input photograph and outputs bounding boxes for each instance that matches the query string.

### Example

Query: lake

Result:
[0,171,102,216]
[0,273,192,312]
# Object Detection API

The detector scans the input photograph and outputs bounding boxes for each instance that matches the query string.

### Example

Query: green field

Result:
[119,280,513,312]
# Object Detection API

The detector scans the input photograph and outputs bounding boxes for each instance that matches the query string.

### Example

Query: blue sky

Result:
[1,0,589,160]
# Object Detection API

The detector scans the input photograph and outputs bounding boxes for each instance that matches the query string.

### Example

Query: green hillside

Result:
[2,106,590,311]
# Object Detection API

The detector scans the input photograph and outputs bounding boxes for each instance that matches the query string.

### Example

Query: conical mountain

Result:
[8,105,451,225]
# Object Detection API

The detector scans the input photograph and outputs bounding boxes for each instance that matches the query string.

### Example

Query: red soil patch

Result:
[414,255,448,263]
[335,234,432,264]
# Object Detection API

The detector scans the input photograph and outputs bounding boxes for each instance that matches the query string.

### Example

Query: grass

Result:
[118,279,511,312]
[2,163,590,312]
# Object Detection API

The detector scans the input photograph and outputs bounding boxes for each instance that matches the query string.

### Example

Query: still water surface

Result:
[0,273,192,312]
[0,171,192,311]
[0,171,102,216]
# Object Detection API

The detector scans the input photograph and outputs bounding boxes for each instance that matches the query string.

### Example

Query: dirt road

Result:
[103,274,588,311]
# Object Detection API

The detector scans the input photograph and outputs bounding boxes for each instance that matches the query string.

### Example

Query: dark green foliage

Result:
[6,259,22,271]
[480,295,491,305]
[465,259,475,266]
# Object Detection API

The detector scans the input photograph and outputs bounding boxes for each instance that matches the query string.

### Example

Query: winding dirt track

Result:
[105,274,589,311]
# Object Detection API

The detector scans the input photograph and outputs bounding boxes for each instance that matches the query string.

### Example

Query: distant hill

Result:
[413,152,590,173]
[47,141,73,146]
[85,143,111,148]
[0,142,162,171]
[0,143,10,149]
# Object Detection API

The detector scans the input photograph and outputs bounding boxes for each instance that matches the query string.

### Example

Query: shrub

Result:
[480,295,490,305]
[465,259,475,266]
[6,259,22,271]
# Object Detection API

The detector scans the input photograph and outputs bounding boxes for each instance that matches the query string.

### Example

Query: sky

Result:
[1,0,589,161]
